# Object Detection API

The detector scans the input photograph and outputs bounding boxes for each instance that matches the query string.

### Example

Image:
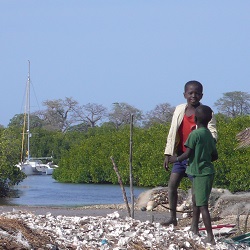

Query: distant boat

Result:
[16,61,59,176]
[17,157,58,175]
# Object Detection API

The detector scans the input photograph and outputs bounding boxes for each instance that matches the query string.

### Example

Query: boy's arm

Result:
[169,147,193,163]
[163,155,170,171]
[208,113,218,141]
[211,149,218,162]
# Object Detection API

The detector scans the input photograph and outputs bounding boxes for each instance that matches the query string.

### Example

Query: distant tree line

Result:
[6,91,250,132]
[8,100,174,132]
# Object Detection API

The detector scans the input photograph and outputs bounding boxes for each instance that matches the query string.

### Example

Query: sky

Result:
[1,1,250,127]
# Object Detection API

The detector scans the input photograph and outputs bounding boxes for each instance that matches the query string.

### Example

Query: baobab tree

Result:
[214,91,250,117]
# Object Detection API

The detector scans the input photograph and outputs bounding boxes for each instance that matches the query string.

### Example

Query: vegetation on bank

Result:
[1,114,249,195]
[0,128,26,196]
[52,115,250,193]
[213,115,250,192]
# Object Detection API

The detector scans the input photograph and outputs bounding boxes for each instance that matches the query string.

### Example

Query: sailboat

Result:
[16,61,59,175]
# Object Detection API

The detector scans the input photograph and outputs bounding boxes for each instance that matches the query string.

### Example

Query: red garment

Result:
[178,114,196,152]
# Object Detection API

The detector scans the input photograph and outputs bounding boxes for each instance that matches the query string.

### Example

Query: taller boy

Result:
[162,80,217,226]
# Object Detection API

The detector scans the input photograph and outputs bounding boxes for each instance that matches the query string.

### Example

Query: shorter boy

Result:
[169,105,218,245]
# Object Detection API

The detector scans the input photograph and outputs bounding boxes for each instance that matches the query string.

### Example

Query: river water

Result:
[0,175,149,207]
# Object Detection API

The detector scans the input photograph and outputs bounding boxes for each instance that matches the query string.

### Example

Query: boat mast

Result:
[27,60,31,161]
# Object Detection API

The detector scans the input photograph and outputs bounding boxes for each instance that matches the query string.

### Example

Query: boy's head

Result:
[184,80,203,93]
[184,80,203,106]
[195,105,213,126]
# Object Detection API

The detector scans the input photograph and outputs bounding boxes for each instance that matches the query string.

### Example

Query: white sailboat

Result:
[16,61,58,175]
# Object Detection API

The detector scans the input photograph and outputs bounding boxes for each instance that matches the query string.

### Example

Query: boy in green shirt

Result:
[169,105,218,245]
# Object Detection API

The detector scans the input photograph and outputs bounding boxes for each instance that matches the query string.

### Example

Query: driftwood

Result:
[110,156,131,217]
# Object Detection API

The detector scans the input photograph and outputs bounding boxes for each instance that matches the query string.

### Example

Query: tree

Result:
[108,102,143,129]
[8,113,44,129]
[214,91,250,117]
[39,97,79,132]
[144,103,174,127]
[0,128,26,196]
[73,103,108,128]
[67,122,90,132]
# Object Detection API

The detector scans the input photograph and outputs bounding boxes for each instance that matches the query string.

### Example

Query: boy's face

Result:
[184,84,203,106]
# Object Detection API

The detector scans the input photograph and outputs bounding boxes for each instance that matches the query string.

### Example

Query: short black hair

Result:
[184,80,203,93]
[195,105,212,124]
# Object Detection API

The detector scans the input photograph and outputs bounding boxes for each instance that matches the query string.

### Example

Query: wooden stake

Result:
[244,209,250,233]
[110,156,131,217]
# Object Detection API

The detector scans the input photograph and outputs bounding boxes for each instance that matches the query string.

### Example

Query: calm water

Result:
[0,175,149,207]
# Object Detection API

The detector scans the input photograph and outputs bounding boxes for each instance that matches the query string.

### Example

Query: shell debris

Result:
[0,210,248,249]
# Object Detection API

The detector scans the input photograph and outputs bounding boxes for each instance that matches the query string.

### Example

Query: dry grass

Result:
[0,217,57,250]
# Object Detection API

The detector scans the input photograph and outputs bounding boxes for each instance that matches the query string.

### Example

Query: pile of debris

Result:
[0,188,249,249]
[136,187,250,247]
[0,210,249,250]
[136,187,189,212]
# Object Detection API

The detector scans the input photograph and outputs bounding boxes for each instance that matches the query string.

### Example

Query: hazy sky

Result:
[1,1,250,127]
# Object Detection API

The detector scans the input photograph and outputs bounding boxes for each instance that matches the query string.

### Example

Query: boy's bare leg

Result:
[161,173,183,226]
[190,192,200,235]
[200,205,216,245]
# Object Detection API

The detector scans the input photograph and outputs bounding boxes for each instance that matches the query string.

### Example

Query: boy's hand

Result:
[169,156,177,163]
[163,155,169,171]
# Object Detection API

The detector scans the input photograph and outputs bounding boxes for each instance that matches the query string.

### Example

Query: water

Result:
[0,175,149,207]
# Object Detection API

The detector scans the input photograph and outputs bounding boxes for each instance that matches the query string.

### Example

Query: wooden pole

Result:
[244,209,249,233]
[110,157,131,217]
[129,114,134,218]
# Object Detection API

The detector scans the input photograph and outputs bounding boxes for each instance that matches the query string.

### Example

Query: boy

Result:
[162,80,217,226]
[169,105,218,245]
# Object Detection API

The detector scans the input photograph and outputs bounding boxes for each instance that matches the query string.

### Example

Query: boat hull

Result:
[16,163,42,176]
[16,160,58,176]
[45,168,54,175]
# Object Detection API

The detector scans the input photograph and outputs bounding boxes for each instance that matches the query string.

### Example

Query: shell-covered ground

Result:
[0,188,249,249]
[0,209,249,250]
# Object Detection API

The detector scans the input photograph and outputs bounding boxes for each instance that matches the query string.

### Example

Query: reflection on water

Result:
[0,175,149,207]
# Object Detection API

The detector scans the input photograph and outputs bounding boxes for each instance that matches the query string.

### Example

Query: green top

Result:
[185,127,217,177]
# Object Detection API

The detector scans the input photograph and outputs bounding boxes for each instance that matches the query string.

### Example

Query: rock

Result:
[146,200,157,211]
[212,192,250,217]
[136,187,187,209]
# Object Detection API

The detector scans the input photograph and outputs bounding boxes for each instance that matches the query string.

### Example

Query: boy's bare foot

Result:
[190,229,201,237]
[160,218,177,226]
[203,236,216,245]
